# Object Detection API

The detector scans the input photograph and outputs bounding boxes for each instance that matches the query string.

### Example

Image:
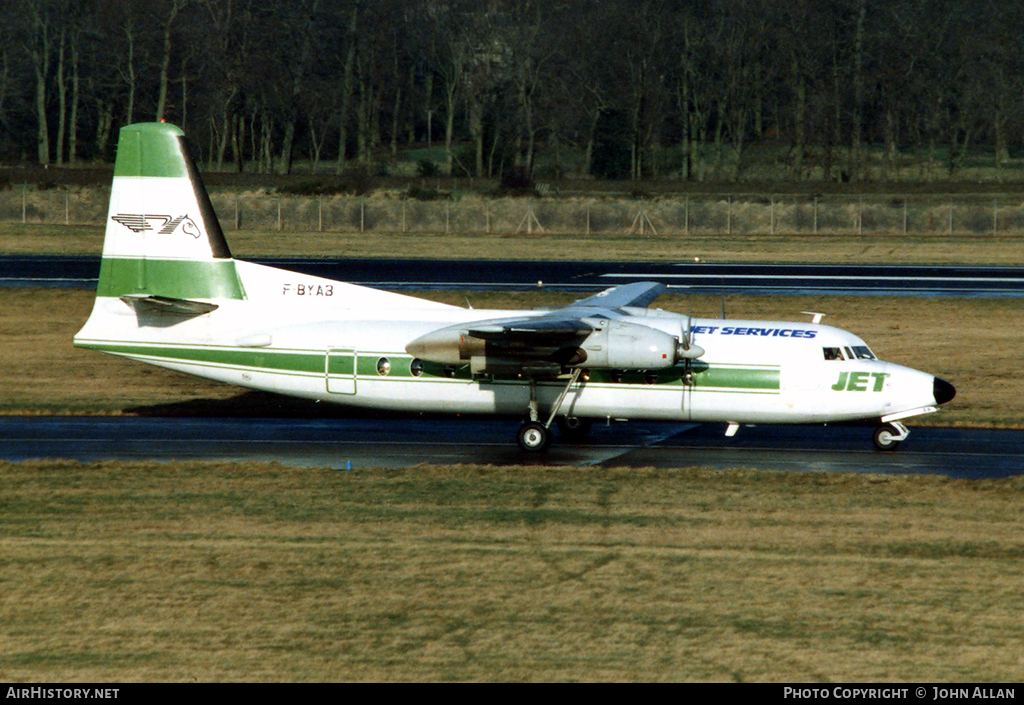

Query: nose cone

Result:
[933,377,956,405]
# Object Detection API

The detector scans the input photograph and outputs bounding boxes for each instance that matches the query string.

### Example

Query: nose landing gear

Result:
[873,421,909,451]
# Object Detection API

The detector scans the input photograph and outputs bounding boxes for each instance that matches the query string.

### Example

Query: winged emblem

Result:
[111,214,200,238]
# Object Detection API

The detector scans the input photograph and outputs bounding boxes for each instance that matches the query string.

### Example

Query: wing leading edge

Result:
[568,281,666,309]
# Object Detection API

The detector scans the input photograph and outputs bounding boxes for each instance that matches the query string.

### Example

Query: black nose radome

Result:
[933,377,956,405]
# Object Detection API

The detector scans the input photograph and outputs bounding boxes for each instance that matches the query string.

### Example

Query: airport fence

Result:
[4,186,1024,237]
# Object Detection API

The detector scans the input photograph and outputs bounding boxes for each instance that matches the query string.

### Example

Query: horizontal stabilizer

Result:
[120,294,219,316]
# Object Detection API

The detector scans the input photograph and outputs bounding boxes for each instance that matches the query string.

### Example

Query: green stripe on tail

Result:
[99,122,242,300]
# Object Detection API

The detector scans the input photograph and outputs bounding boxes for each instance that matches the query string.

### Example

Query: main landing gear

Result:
[516,370,587,452]
[517,421,552,452]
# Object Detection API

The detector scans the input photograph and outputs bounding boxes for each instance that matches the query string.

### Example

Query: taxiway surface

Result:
[3,416,1020,479]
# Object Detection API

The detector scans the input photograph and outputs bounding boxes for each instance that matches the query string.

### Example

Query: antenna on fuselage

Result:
[802,311,826,324]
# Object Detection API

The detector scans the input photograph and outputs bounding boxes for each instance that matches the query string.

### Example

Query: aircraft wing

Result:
[569,281,666,309]
[465,282,666,342]
[405,281,682,372]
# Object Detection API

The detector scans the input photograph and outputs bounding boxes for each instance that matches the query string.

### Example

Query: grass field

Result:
[5,223,1024,264]
[2,460,1023,682]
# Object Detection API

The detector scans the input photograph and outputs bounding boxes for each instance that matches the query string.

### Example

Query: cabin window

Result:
[410,358,423,377]
[851,346,876,360]
[823,347,844,361]
[376,357,391,376]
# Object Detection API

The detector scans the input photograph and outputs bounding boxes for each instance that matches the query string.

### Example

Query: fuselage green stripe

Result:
[76,341,781,391]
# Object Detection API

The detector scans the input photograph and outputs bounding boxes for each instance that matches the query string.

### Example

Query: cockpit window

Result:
[851,346,876,360]
[823,347,844,361]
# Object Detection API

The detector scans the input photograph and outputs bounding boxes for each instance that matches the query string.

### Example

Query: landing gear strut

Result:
[516,369,583,452]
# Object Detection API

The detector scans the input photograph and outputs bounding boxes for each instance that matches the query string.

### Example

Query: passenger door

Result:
[326,348,357,395]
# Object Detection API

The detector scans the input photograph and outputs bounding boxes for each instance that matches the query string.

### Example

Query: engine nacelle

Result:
[579,320,680,369]
[406,318,693,373]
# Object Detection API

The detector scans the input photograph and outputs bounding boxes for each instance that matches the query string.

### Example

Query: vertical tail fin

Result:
[98,122,244,300]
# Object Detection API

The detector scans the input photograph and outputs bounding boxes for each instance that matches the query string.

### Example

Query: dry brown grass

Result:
[1,460,1023,681]
[1,288,1017,426]
[0,288,237,413]
[4,223,1024,264]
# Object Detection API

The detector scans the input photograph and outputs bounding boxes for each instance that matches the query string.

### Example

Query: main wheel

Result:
[517,421,552,452]
[556,416,593,441]
[873,424,902,452]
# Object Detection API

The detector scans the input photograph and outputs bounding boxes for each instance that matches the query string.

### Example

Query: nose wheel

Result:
[873,422,909,451]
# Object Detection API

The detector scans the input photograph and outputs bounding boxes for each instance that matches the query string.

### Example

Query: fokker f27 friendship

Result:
[75,123,956,452]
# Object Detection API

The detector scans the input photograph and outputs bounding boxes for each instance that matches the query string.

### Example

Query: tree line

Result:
[3,0,1023,182]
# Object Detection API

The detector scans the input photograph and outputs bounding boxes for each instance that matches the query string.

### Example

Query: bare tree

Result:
[422,1,475,175]
[154,0,191,122]
[21,0,57,163]
[333,0,359,172]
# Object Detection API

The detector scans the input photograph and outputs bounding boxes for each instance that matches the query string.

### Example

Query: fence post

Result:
[684,198,689,236]
[318,195,323,233]
[64,189,69,225]
[277,196,282,231]
[21,183,26,224]
[813,196,817,235]
[234,196,239,230]
[994,199,998,237]
[727,196,732,235]
[903,199,907,235]
[361,200,365,233]
[770,196,775,235]
[948,202,953,236]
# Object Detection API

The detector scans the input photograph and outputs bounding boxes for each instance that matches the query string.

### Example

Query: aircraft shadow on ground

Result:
[125,391,399,419]
[122,390,505,423]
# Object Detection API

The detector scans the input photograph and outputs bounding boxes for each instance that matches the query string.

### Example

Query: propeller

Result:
[677,316,705,360]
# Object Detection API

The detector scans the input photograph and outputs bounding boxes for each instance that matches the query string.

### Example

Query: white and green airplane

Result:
[75,123,956,452]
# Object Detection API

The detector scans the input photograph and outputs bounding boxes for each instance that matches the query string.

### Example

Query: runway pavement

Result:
[3,416,1021,479]
[5,255,1019,476]
[5,255,1024,296]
